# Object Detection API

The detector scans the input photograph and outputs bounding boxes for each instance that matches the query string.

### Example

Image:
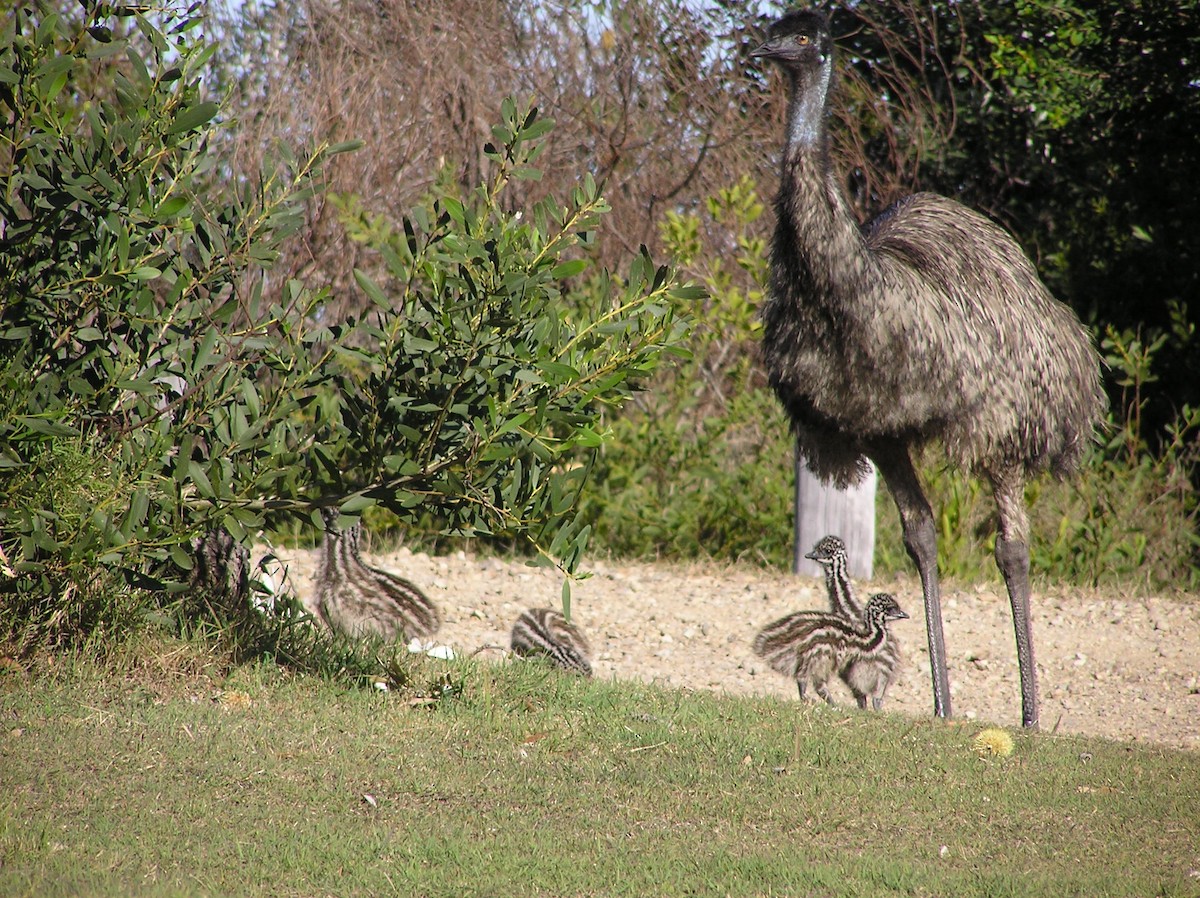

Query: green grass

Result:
[2,652,1198,898]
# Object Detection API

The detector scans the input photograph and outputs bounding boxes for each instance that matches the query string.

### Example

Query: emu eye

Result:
[796,34,811,45]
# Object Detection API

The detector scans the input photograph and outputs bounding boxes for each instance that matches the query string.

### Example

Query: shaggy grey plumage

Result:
[510,607,593,676]
[314,509,441,641]
[752,10,1105,728]
[753,592,908,705]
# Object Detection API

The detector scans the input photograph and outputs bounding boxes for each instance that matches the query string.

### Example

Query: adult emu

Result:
[751,10,1104,729]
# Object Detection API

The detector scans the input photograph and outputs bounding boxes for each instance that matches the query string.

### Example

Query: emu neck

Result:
[784,61,832,152]
[769,58,872,309]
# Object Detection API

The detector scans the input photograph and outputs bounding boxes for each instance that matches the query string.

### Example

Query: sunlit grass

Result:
[2,650,1198,897]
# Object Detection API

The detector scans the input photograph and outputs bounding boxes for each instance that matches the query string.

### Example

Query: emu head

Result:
[751,10,834,147]
[319,507,361,545]
[805,534,848,565]
[865,593,909,625]
[319,506,341,532]
[750,10,833,79]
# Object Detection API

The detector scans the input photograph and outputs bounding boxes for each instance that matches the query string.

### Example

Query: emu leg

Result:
[990,470,1039,729]
[870,443,952,720]
[996,536,1037,728]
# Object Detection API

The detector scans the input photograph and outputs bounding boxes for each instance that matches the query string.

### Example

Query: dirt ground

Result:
[273,544,1200,752]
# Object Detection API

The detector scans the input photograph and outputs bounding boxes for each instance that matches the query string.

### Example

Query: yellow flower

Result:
[973,727,1014,758]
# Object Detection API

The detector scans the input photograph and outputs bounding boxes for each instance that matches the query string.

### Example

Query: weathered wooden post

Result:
[792,438,876,579]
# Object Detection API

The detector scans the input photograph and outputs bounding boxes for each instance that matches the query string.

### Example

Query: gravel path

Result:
[275,545,1200,752]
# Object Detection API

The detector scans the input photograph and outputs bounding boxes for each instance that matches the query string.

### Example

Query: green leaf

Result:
[520,118,555,142]
[126,490,150,530]
[353,269,390,309]
[187,460,214,498]
[166,100,219,135]
[170,543,195,571]
[35,13,60,48]
[340,493,377,513]
[155,196,189,220]
[15,417,78,438]
[550,259,588,279]
[327,140,364,156]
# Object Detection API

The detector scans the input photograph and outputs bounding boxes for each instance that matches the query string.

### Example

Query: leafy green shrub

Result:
[313,98,696,600]
[0,2,346,648]
[0,3,696,651]
[579,176,795,565]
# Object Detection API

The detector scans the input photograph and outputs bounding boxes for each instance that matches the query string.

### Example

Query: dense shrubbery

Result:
[577,177,794,565]
[0,4,693,653]
[2,2,1196,672]
[0,2,342,646]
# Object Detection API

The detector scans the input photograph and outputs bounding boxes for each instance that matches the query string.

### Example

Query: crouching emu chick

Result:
[313,509,441,641]
[510,608,593,676]
[753,593,908,706]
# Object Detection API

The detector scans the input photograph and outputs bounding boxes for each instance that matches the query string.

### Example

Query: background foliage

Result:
[0,2,692,650]
[208,0,1199,578]
[2,0,1198,659]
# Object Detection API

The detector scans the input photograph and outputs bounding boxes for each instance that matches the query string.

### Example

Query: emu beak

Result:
[750,40,779,61]
[888,609,910,622]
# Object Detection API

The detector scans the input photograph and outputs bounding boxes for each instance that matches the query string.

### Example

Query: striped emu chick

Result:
[191,528,250,604]
[753,593,908,706]
[806,534,862,619]
[510,608,593,676]
[808,535,904,710]
[314,510,440,641]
